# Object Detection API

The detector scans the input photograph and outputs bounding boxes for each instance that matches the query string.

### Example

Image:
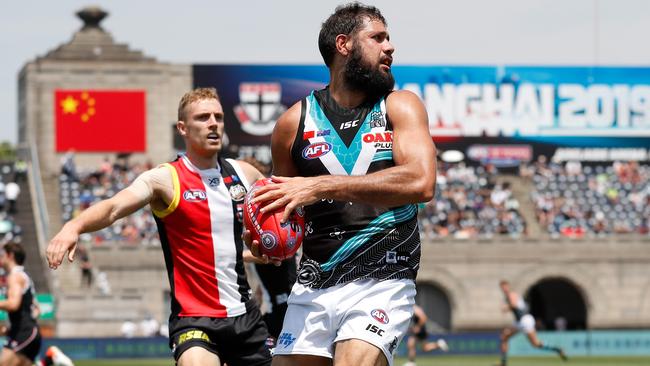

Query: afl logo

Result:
[371,309,390,324]
[183,189,207,202]
[261,232,278,250]
[302,142,332,160]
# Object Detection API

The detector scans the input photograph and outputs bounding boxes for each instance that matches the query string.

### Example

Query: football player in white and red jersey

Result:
[47,88,276,366]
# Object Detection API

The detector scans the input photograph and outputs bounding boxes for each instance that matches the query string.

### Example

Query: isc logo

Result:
[302,142,332,159]
[183,189,207,202]
[365,324,385,336]
[340,119,359,129]
[370,309,390,324]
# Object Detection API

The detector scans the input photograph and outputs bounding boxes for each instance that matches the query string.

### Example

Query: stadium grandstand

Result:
[2,2,650,365]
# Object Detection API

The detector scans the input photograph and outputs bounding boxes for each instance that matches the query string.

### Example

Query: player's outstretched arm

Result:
[46,167,170,269]
[254,91,436,222]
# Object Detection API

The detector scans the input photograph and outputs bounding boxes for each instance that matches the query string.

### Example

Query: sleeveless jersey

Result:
[507,294,530,321]
[290,88,420,289]
[7,266,38,337]
[153,155,252,318]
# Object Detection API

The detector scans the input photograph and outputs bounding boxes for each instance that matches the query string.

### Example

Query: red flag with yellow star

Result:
[55,90,146,152]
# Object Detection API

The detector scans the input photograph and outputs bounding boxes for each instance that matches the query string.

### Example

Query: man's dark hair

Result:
[4,242,26,265]
[318,2,386,68]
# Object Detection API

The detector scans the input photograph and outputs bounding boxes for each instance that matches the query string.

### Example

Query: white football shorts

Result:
[516,314,536,333]
[273,278,416,366]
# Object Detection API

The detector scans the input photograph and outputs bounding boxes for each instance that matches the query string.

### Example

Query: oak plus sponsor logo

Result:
[302,142,332,159]
[183,189,207,202]
[362,131,393,149]
[370,309,390,324]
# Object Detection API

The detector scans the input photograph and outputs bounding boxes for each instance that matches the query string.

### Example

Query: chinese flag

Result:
[55,90,146,152]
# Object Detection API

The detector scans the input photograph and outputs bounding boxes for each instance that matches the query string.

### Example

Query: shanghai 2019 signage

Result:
[194,65,650,165]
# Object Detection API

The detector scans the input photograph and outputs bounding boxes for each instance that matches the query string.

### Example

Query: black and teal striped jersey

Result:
[290,88,420,289]
[7,266,38,337]
[507,295,530,321]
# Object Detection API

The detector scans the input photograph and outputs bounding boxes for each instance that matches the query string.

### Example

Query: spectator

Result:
[531,161,649,236]
[5,182,19,214]
[159,323,169,338]
[96,271,111,295]
[120,319,136,338]
[59,157,160,245]
[77,246,93,288]
[139,315,160,337]
[13,159,27,183]
[60,151,78,181]
[418,164,526,239]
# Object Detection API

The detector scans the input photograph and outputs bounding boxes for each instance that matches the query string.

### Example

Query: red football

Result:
[243,178,305,260]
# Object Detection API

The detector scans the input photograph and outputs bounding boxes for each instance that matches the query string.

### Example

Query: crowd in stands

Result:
[528,157,650,238]
[0,162,24,245]
[59,153,649,243]
[417,162,527,240]
[59,155,160,246]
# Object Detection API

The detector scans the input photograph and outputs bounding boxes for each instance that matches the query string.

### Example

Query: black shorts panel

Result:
[263,302,288,339]
[170,306,271,366]
[4,326,42,361]
[410,325,428,341]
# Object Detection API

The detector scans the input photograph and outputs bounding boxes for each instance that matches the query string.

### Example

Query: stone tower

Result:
[17,6,191,238]
[18,6,191,176]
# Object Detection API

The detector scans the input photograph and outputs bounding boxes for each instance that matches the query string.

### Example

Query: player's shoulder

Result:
[228,159,265,184]
[272,99,303,145]
[386,89,422,104]
[275,100,303,129]
[133,164,174,188]
[385,90,426,118]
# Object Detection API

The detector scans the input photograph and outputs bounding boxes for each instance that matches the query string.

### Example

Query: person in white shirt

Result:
[5,182,20,214]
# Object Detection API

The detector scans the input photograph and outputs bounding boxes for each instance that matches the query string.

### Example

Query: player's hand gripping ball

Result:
[244,178,305,260]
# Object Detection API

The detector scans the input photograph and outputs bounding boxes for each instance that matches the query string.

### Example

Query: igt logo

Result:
[302,142,332,159]
[183,189,207,202]
[370,309,390,324]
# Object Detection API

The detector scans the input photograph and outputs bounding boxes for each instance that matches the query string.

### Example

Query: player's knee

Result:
[177,346,221,366]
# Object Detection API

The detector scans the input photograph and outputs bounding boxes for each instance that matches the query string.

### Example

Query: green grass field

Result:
[72,355,650,366]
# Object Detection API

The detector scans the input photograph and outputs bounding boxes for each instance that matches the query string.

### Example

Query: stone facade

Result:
[417,238,650,330]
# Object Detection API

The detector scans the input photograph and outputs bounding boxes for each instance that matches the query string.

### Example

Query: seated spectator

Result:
[59,156,160,246]
[12,159,27,183]
[418,163,526,240]
[531,161,649,237]
[139,315,160,337]
[5,181,19,214]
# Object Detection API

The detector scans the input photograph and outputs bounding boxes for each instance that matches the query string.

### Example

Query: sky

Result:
[1,0,649,144]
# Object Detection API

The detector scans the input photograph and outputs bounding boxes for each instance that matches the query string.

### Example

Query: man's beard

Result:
[343,46,394,98]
